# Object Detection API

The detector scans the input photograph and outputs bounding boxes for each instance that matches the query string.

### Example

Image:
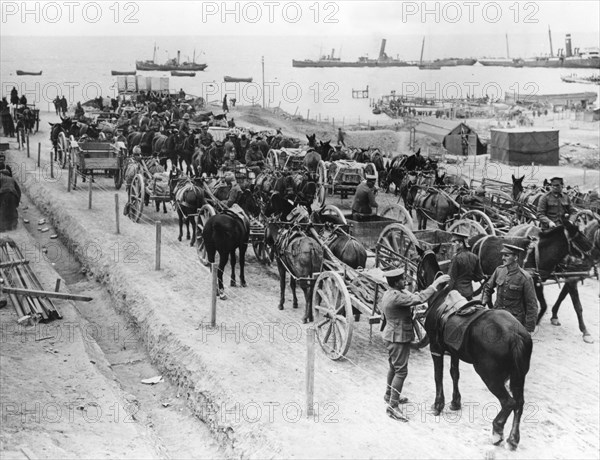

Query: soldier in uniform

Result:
[447,232,484,300]
[380,267,450,421]
[537,177,574,229]
[223,130,237,160]
[245,142,266,176]
[481,244,538,333]
[221,150,243,175]
[148,111,162,132]
[351,174,378,221]
[178,113,190,134]
[198,124,214,149]
[221,172,243,208]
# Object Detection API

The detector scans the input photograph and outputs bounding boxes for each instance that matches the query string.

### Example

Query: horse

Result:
[49,116,74,163]
[202,189,260,298]
[264,205,324,323]
[152,131,178,170]
[303,149,322,173]
[192,143,221,177]
[127,130,156,155]
[177,131,198,176]
[472,220,595,343]
[407,186,459,230]
[417,249,532,450]
[169,169,206,245]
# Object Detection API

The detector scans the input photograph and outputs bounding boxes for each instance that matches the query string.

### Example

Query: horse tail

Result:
[510,330,532,387]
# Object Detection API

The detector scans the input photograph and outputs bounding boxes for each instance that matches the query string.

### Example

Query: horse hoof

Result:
[450,402,461,411]
[218,292,227,300]
[241,282,247,288]
[550,318,561,326]
[230,280,236,287]
[278,305,283,311]
[292,303,298,309]
[178,236,182,242]
[583,334,594,344]
[507,438,519,451]
[491,432,503,446]
[189,241,194,247]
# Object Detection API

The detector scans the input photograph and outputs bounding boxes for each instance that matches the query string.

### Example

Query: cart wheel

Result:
[252,242,270,264]
[114,167,123,190]
[573,210,598,231]
[196,204,216,265]
[447,219,487,238]
[317,204,347,225]
[461,210,496,235]
[70,148,78,190]
[311,160,327,209]
[58,132,68,168]
[379,204,414,229]
[411,307,430,349]
[313,271,354,360]
[128,173,145,223]
[375,223,421,291]
[113,149,126,190]
[267,149,279,170]
[365,162,378,183]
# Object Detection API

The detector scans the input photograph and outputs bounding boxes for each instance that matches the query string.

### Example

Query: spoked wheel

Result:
[128,173,145,223]
[313,271,354,360]
[573,210,599,231]
[447,219,487,238]
[267,149,280,170]
[196,204,216,265]
[251,221,270,264]
[57,132,69,168]
[461,210,496,235]
[317,204,347,225]
[379,204,414,229]
[411,306,430,349]
[312,160,327,209]
[375,224,421,292]
[113,149,126,190]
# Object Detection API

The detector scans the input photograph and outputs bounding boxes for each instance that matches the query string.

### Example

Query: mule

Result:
[417,249,532,450]
[169,170,206,245]
[408,186,459,230]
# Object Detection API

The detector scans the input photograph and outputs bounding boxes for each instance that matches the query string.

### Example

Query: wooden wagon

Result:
[325,160,378,199]
[126,157,171,222]
[69,138,127,190]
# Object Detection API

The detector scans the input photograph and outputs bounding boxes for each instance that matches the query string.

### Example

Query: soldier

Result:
[351,173,378,221]
[245,142,266,176]
[537,177,574,229]
[221,172,243,208]
[481,244,538,333]
[178,113,190,134]
[148,111,162,132]
[447,232,484,300]
[198,124,214,148]
[221,150,243,175]
[223,130,237,160]
[380,267,450,421]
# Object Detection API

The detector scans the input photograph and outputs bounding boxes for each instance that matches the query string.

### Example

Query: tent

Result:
[415,117,487,156]
[490,128,559,166]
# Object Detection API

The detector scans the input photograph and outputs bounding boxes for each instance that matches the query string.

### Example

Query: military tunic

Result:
[447,248,484,300]
[198,131,214,148]
[351,182,378,215]
[481,262,538,332]
[537,191,574,228]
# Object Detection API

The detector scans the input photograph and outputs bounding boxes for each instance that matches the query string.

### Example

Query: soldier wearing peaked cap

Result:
[537,177,574,229]
[447,232,484,300]
[482,244,538,333]
[351,173,378,221]
[380,265,450,421]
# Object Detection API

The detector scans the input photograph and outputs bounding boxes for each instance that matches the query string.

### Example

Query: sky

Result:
[1,0,599,37]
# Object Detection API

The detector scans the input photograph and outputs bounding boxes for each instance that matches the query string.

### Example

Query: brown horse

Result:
[169,169,206,245]
[408,186,459,230]
[417,250,532,450]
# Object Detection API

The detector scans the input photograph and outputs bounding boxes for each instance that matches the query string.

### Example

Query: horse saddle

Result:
[224,204,250,234]
[174,181,196,208]
[433,290,489,354]
[414,189,433,208]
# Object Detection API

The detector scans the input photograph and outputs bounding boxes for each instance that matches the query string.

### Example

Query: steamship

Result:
[136,44,207,71]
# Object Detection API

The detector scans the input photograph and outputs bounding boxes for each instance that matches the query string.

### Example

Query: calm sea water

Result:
[1,35,599,123]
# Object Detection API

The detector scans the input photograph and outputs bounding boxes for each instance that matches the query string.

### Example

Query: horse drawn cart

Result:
[126,157,171,222]
[325,160,378,199]
[69,138,127,190]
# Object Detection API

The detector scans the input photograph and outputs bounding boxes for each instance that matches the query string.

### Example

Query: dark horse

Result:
[169,169,206,245]
[471,220,595,343]
[417,249,532,450]
[49,116,75,164]
[407,186,459,230]
[202,190,260,299]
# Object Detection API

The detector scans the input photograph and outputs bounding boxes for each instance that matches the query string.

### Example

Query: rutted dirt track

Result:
[3,117,599,459]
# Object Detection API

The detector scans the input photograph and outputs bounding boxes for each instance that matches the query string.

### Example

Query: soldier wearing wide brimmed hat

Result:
[447,232,484,300]
[537,176,574,229]
[379,265,450,421]
[482,244,538,333]
[351,172,378,221]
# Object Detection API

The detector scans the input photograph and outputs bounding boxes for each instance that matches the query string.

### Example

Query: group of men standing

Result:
[378,175,576,422]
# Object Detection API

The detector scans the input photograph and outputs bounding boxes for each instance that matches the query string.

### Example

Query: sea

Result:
[1,34,599,124]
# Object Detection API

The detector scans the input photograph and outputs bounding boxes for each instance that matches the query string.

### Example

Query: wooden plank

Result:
[0,259,30,268]
[1,286,93,302]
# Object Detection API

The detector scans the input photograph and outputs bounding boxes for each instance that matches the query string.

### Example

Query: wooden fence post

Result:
[36,142,40,161]
[88,176,92,209]
[26,135,30,158]
[210,262,218,327]
[155,221,161,270]
[306,328,315,417]
[37,147,41,168]
[50,150,54,179]
[67,162,72,192]
[115,194,120,234]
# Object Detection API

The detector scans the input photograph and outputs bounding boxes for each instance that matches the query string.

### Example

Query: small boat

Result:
[111,70,136,76]
[171,71,196,77]
[418,63,441,70]
[16,70,42,76]
[224,76,253,83]
[561,73,600,85]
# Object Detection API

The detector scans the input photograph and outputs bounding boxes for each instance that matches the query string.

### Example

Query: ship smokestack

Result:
[177,50,181,64]
[331,49,335,59]
[548,27,553,57]
[379,39,387,60]
[565,34,572,57]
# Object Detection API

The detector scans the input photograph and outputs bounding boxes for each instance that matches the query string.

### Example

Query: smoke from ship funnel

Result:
[565,34,572,57]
